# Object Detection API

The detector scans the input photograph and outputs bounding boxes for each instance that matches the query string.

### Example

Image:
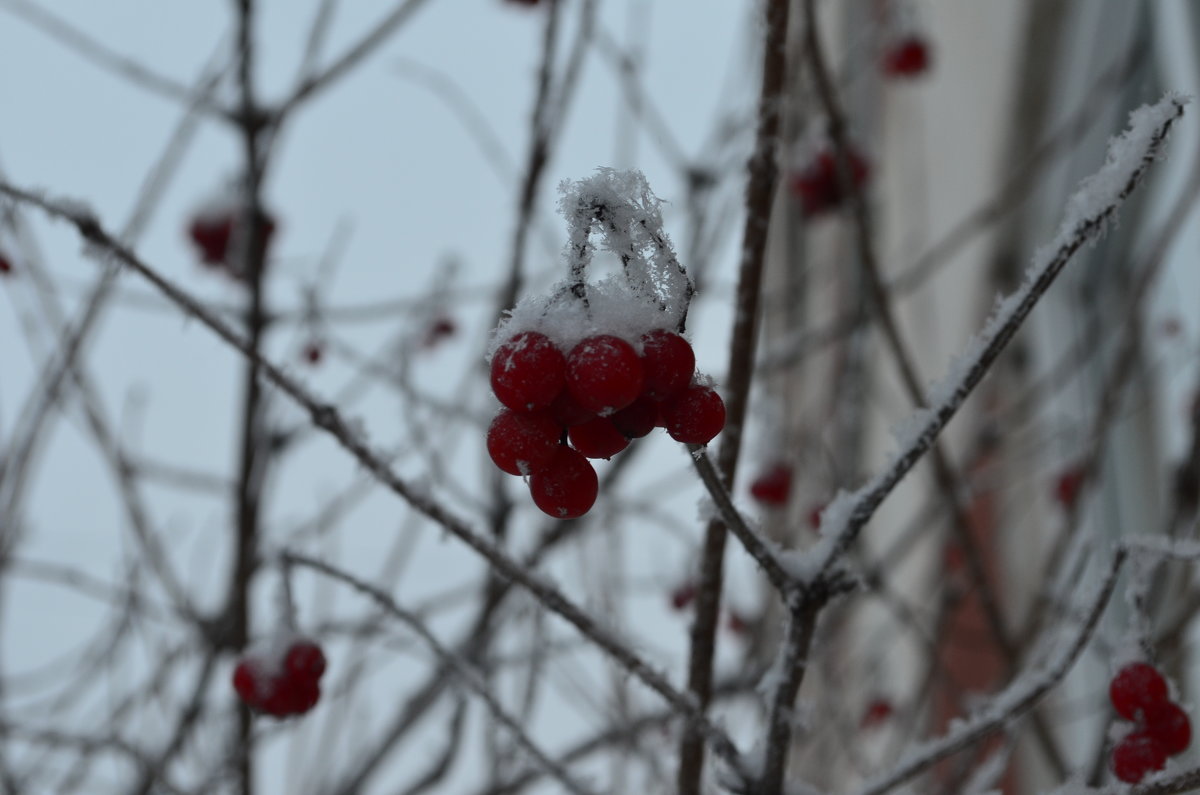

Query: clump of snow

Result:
[488,168,694,360]
[777,488,855,584]
[1045,93,1189,255]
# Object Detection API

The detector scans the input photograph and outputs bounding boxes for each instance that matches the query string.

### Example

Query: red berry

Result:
[1144,701,1192,755]
[1110,663,1170,721]
[726,611,749,636]
[491,332,566,412]
[567,335,644,415]
[189,217,232,265]
[861,698,894,729]
[610,396,658,439]
[0,254,12,275]
[1112,732,1168,783]
[285,641,327,681]
[486,409,562,476]
[232,661,262,705]
[883,36,930,77]
[750,463,792,507]
[549,388,595,427]
[1055,466,1085,509]
[670,583,696,611]
[807,503,825,533]
[270,675,320,716]
[422,316,456,348]
[660,385,726,445]
[290,679,321,713]
[943,543,965,573]
[303,341,323,365]
[261,680,298,717]
[568,416,630,460]
[529,446,598,519]
[639,330,695,401]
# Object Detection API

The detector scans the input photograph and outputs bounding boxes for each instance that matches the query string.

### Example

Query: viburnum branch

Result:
[853,547,1128,795]
[688,447,791,593]
[757,601,820,794]
[0,182,749,777]
[796,92,1187,584]
[285,552,601,795]
[1019,143,1200,650]
[1129,766,1200,794]
[677,0,790,789]
[800,0,1068,771]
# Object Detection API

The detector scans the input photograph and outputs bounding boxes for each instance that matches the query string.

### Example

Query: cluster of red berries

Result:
[187,207,277,279]
[788,146,870,218]
[232,638,327,718]
[487,328,725,519]
[882,36,931,78]
[1109,662,1191,783]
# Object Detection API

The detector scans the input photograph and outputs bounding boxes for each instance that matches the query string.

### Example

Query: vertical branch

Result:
[676,0,790,791]
[225,2,272,793]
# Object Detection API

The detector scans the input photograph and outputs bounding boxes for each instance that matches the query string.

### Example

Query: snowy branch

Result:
[0,181,749,777]
[854,548,1128,795]
[788,92,1188,585]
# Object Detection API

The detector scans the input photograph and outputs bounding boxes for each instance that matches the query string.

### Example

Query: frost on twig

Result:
[780,92,1188,585]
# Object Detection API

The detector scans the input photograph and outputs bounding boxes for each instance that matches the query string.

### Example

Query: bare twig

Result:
[286,553,601,795]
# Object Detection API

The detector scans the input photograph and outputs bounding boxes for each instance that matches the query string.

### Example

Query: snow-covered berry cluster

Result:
[486,169,723,519]
[232,637,327,718]
[1109,662,1191,783]
[187,194,277,280]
